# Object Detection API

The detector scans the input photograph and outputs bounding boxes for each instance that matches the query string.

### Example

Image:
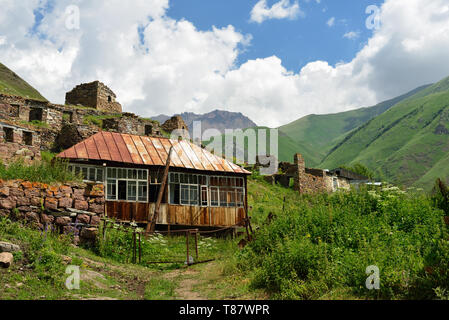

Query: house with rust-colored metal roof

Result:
[57,132,251,229]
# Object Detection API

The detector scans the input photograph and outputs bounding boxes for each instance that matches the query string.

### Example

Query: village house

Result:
[56,131,251,229]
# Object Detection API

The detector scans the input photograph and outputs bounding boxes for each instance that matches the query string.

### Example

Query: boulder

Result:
[59,197,73,209]
[0,252,13,268]
[74,200,89,211]
[90,215,101,226]
[76,214,90,225]
[80,227,98,240]
[55,216,72,226]
[0,242,21,253]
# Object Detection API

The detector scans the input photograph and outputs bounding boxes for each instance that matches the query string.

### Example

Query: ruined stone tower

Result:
[65,81,122,113]
[293,153,306,193]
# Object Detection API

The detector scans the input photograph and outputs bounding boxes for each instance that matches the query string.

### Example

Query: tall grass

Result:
[240,179,449,300]
[0,158,81,184]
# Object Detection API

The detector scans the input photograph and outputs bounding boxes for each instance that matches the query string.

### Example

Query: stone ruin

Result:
[0,81,189,164]
[65,81,122,113]
[264,153,352,194]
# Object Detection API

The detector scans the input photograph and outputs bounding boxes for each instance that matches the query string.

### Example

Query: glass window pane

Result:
[128,181,137,201]
[96,169,104,182]
[107,180,117,200]
[201,186,208,206]
[181,185,189,205]
[189,185,198,206]
[82,167,88,180]
[138,182,148,202]
[142,170,148,180]
[89,168,96,181]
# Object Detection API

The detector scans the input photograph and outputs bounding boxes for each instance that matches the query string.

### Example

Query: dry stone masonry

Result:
[0,80,189,164]
[0,179,105,245]
[65,81,122,113]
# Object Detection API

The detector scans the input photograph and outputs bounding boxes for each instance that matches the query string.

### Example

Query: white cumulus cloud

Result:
[1,0,449,129]
[250,0,302,24]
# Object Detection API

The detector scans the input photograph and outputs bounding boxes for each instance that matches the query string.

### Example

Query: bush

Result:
[239,184,448,300]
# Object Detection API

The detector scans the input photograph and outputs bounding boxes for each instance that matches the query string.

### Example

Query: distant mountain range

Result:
[152,110,257,135]
[2,59,448,190]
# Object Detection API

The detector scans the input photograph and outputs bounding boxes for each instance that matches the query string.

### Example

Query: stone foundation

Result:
[0,179,105,244]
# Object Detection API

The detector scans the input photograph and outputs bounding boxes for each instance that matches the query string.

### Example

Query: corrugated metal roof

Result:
[57,132,251,175]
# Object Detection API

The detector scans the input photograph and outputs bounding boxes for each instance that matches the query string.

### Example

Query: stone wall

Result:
[0,180,105,244]
[161,115,189,135]
[0,93,164,155]
[65,81,122,113]
[0,122,41,163]
[103,113,161,136]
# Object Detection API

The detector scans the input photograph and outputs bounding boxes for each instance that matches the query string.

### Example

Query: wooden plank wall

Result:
[106,201,245,227]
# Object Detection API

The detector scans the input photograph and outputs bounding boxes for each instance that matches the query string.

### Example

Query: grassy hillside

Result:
[0,62,47,101]
[278,84,431,167]
[321,76,449,189]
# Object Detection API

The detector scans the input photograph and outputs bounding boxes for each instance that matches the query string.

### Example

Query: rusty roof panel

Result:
[102,132,123,163]
[141,137,164,166]
[74,142,88,159]
[190,143,215,171]
[169,140,194,169]
[112,132,133,164]
[122,134,143,165]
[57,132,250,175]
[131,135,153,165]
[93,133,112,161]
[84,136,101,160]
[179,140,205,171]
[158,138,184,167]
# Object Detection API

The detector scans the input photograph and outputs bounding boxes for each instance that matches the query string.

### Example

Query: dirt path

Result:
[164,267,207,300]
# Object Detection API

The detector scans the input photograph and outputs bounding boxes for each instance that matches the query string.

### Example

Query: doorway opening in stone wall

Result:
[23,131,33,146]
[4,127,14,143]
[29,107,43,122]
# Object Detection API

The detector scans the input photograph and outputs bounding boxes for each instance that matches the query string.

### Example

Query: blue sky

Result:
[168,0,384,72]
[3,0,449,127]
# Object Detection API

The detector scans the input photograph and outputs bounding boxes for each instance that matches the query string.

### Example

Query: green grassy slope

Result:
[321,76,449,189]
[277,84,431,167]
[0,62,47,101]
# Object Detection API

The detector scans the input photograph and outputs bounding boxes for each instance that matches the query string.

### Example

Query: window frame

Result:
[168,172,245,208]
[105,167,149,203]
[68,164,105,184]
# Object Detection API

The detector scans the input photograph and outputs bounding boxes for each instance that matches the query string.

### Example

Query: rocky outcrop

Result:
[0,241,20,253]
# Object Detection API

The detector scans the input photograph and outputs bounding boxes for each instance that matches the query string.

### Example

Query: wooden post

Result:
[194,229,199,260]
[146,147,173,235]
[186,231,190,266]
[138,232,142,264]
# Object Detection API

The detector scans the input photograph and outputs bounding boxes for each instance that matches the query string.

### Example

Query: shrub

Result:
[239,184,448,300]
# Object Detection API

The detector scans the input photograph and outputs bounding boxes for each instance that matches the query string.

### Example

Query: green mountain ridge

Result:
[277,84,431,166]
[0,62,47,101]
[320,76,449,189]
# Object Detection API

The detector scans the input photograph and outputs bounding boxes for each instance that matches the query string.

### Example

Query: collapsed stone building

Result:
[264,154,369,194]
[0,81,187,164]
